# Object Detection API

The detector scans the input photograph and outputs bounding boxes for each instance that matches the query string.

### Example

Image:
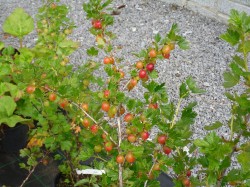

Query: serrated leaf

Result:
[220,29,240,46]
[87,47,98,56]
[204,121,223,130]
[3,8,34,38]
[0,96,16,117]
[0,115,30,127]
[186,76,205,94]
[149,70,158,79]
[154,33,161,43]
[177,38,189,50]
[61,140,72,151]
[0,41,4,50]
[74,179,89,186]
[179,82,189,98]
[223,72,240,88]
[194,139,209,147]
[154,83,165,92]
[224,92,235,101]
[238,152,250,172]
[232,55,245,69]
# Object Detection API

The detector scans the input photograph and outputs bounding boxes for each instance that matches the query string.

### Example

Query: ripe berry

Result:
[163,146,171,155]
[118,106,125,115]
[82,118,90,128]
[148,103,158,109]
[153,163,161,171]
[101,101,110,112]
[124,113,134,122]
[26,85,36,94]
[126,152,135,163]
[127,134,136,143]
[146,63,154,72]
[104,142,113,152]
[139,69,147,79]
[103,57,113,64]
[162,53,170,59]
[92,20,102,29]
[148,49,157,58]
[141,131,149,141]
[81,103,89,112]
[157,135,167,145]
[186,170,192,177]
[116,155,125,164]
[182,178,191,187]
[104,90,110,98]
[136,61,144,69]
[59,99,68,108]
[90,124,98,134]
[101,133,107,140]
[49,93,57,101]
[162,45,171,54]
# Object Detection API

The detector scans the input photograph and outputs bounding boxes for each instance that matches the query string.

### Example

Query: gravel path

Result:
[0,0,234,157]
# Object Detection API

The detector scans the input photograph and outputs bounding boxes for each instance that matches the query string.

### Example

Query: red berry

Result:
[81,103,89,111]
[116,155,125,164]
[124,113,134,123]
[49,93,57,101]
[157,135,167,145]
[104,90,110,98]
[101,101,110,112]
[163,146,171,155]
[127,134,137,143]
[149,103,158,109]
[26,85,36,94]
[90,124,98,134]
[182,178,191,187]
[186,170,192,177]
[104,142,113,152]
[139,69,147,79]
[141,131,149,141]
[162,45,171,54]
[146,63,154,72]
[163,53,170,59]
[126,152,135,163]
[82,118,90,128]
[92,20,102,29]
[59,99,68,108]
[148,49,157,58]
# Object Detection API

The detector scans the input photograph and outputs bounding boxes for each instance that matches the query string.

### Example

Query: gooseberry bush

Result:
[0,0,249,186]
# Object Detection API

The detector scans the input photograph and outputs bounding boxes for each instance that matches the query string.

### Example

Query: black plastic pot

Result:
[0,125,59,187]
[0,124,29,153]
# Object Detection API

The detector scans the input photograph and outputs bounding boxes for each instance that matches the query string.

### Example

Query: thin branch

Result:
[144,157,157,187]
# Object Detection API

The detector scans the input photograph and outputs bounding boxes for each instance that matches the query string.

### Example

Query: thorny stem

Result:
[19,38,23,48]
[170,98,183,129]
[229,115,234,141]
[117,106,123,187]
[42,86,118,146]
[144,157,157,187]
[71,102,118,146]
[20,153,48,187]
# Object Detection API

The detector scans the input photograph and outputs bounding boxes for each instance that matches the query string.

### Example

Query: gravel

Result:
[0,0,237,177]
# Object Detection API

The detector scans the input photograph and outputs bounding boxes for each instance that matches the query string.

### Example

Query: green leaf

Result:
[232,55,245,69]
[16,47,34,63]
[61,140,72,151]
[194,139,210,147]
[238,152,250,172]
[220,29,240,46]
[154,33,161,43]
[177,38,189,50]
[223,72,240,88]
[179,82,189,98]
[204,121,223,130]
[3,8,34,38]
[0,115,30,127]
[149,70,158,79]
[87,47,98,56]
[186,76,205,94]
[0,96,16,117]
[0,41,4,50]
[74,179,89,186]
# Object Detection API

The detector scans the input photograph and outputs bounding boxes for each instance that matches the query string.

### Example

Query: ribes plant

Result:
[1,0,249,186]
[193,9,250,186]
